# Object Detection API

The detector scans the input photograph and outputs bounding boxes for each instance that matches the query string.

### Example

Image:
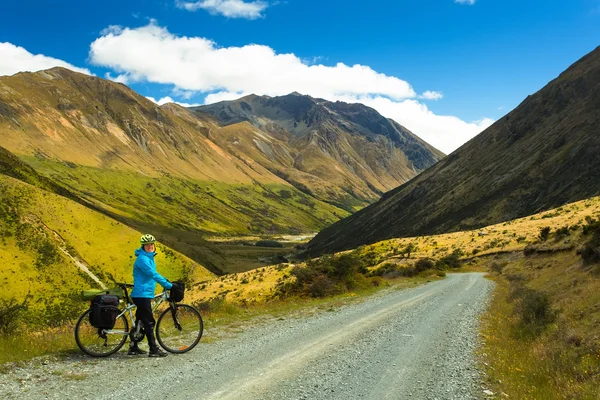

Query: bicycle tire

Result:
[156,303,203,353]
[74,308,129,357]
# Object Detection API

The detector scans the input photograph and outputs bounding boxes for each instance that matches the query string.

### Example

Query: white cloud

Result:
[104,72,130,84]
[455,0,476,4]
[0,42,92,77]
[176,0,268,19]
[90,22,493,153]
[90,22,416,100]
[146,95,201,107]
[419,90,443,100]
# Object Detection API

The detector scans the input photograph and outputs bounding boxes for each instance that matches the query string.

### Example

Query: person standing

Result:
[128,234,172,357]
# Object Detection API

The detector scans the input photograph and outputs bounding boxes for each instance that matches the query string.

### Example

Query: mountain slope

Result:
[0,173,214,327]
[307,46,600,255]
[0,68,347,244]
[190,93,444,211]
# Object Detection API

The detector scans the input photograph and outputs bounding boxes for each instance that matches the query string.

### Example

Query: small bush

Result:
[0,297,29,335]
[491,261,508,274]
[308,275,336,298]
[539,227,551,241]
[515,288,556,329]
[523,245,537,256]
[415,258,435,273]
[437,249,464,269]
[578,220,600,264]
[554,226,570,240]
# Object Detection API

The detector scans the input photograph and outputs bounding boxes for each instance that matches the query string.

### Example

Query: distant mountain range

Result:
[0,67,443,269]
[307,46,600,256]
[191,92,443,211]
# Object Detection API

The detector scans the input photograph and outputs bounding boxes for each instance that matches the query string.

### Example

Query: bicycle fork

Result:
[169,304,183,331]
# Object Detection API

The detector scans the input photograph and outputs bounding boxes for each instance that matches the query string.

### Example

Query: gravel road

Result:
[1,273,494,400]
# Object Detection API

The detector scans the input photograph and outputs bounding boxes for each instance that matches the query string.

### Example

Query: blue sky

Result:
[0,0,599,152]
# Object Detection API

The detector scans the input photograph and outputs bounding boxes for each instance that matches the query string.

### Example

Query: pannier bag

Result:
[170,281,185,302]
[81,287,121,301]
[89,294,119,329]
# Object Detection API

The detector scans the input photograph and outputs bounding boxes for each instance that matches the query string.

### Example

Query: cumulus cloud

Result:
[146,95,201,107]
[419,90,443,100]
[0,42,92,77]
[90,22,493,153]
[90,23,415,100]
[176,0,268,19]
[455,0,476,5]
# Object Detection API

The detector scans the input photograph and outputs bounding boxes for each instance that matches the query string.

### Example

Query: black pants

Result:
[132,297,158,351]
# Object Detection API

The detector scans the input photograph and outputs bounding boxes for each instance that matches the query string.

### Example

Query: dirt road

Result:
[1,273,493,400]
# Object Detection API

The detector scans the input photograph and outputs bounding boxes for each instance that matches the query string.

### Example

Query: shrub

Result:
[400,243,418,258]
[578,219,600,264]
[523,245,537,256]
[437,249,464,269]
[370,263,397,277]
[515,288,556,329]
[539,227,551,241]
[491,261,508,274]
[554,226,570,240]
[0,297,29,335]
[308,275,336,298]
[415,258,435,273]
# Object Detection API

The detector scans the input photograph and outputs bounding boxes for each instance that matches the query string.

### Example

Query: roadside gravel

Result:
[0,273,494,400]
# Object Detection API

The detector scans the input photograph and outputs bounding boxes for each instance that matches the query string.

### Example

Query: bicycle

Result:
[74,282,203,357]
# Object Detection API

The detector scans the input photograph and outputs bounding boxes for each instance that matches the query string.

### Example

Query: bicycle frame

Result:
[105,290,170,337]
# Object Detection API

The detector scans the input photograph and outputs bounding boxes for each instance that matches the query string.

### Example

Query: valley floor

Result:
[0,273,492,400]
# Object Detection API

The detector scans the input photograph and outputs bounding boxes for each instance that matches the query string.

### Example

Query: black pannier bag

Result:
[89,294,119,329]
[170,281,185,302]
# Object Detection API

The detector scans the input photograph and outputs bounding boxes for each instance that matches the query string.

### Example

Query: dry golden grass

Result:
[478,251,600,399]
[189,195,600,309]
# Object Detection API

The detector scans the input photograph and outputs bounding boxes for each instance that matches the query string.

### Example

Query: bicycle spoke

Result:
[74,309,129,357]
[156,304,203,353]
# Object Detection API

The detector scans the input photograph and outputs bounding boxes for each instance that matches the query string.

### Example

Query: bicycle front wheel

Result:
[74,309,129,357]
[156,304,203,353]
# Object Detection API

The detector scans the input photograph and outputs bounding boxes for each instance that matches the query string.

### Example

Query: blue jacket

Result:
[131,247,172,298]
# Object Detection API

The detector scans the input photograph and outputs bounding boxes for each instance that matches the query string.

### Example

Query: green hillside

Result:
[0,174,214,328]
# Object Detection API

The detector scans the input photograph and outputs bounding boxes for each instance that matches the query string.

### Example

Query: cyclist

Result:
[128,234,173,357]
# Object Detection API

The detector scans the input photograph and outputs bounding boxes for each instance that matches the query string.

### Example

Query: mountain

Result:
[306,46,600,256]
[190,93,444,211]
[0,68,348,244]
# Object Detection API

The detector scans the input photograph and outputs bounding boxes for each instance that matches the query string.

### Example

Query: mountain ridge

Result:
[191,93,444,210]
[306,45,600,256]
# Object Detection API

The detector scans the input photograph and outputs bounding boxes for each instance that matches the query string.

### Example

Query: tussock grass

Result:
[479,249,600,398]
[0,326,77,364]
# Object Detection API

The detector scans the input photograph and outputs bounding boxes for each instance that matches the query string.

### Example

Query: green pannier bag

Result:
[81,287,122,301]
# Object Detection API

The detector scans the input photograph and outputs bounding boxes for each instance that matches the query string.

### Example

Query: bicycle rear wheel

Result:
[74,309,129,357]
[156,304,203,353]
